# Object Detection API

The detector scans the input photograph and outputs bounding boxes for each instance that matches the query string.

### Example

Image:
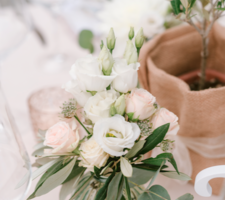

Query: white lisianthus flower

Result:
[79,137,109,172]
[70,55,116,92]
[62,80,92,107]
[93,115,140,156]
[111,58,140,93]
[84,90,119,123]
[123,40,138,65]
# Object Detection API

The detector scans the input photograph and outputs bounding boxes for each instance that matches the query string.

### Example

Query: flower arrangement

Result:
[21,28,194,200]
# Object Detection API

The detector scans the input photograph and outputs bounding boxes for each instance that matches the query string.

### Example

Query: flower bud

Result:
[107,28,116,51]
[135,28,145,49]
[114,94,126,115]
[128,27,134,40]
[110,103,117,116]
[123,40,138,65]
[99,45,114,75]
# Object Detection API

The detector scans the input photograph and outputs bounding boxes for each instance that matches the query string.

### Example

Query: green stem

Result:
[74,115,91,135]
[137,48,140,57]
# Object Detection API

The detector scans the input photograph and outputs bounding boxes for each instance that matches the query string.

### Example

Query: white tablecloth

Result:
[1,5,220,200]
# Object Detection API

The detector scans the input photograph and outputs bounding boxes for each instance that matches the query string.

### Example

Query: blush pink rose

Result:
[126,88,157,120]
[151,108,179,136]
[44,121,79,154]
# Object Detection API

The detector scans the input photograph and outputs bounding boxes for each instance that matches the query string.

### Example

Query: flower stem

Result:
[74,115,91,135]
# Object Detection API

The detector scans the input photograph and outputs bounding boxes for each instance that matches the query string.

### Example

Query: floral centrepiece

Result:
[23,28,194,200]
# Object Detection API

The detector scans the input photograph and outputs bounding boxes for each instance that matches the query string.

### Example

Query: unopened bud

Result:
[114,94,126,116]
[128,27,134,40]
[135,28,145,49]
[99,45,114,75]
[123,40,138,64]
[107,28,116,51]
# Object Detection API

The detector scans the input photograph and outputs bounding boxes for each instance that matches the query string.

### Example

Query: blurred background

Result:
[0,0,224,199]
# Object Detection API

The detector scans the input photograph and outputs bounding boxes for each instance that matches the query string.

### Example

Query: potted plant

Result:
[138,0,225,195]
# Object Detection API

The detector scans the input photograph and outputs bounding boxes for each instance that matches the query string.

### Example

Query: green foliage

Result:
[170,0,181,15]
[142,153,179,174]
[124,177,132,200]
[138,123,170,155]
[176,193,194,200]
[107,172,124,200]
[94,171,115,200]
[148,185,171,200]
[63,163,85,184]
[125,140,146,159]
[161,171,192,181]
[78,30,94,53]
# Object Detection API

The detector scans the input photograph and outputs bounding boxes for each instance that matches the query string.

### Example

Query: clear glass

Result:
[31,0,74,73]
[0,88,32,200]
[0,0,32,199]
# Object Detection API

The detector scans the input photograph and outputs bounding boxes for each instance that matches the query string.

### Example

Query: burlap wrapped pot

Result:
[138,22,225,195]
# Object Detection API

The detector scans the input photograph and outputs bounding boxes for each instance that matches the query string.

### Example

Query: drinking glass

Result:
[0,0,32,200]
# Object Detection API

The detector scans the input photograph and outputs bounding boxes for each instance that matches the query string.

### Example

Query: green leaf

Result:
[125,140,146,159]
[60,171,84,200]
[148,185,171,200]
[94,171,115,200]
[94,166,101,179]
[32,146,52,157]
[161,171,192,181]
[190,0,196,7]
[120,157,133,177]
[142,153,179,174]
[62,163,85,184]
[28,159,65,199]
[78,30,94,53]
[176,193,194,200]
[35,158,76,197]
[138,123,170,155]
[127,112,134,121]
[216,7,225,10]
[146,161,165,189]
[124,177,132,200]
[128,167,155,187]
[107,172,124,200]
[138,192,151,200]
[69,173,93,200]
[171,0,181,15]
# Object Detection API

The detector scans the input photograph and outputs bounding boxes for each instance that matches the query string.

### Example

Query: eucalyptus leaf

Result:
[170,0,181,15]
[161,171,191,181]
[79,30,94,53]
[138,123,170,155]
[137,192,151,200]
[63,164,85,184]
[125,140,146,159]
[107,172,123,200]
[176,193,194,200]
[32,146,52,157]
[148,185,171,200]
[35,158,76,197]
[128,167,155,188]
[120,157,133,177]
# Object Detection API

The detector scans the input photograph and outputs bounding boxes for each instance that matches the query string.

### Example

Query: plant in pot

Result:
[138,0,225,196]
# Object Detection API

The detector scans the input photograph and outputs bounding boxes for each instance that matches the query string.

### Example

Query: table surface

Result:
[1,5,220,200]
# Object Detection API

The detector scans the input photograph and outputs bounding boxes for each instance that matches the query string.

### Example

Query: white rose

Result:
[70,55,116,92]
[126,88,157,120]
[93,115,140,156]
[62,80,92,107]
[151,108,179,136]
[84,90,119,123]
[79,137,109,171]
[111,58,140,93]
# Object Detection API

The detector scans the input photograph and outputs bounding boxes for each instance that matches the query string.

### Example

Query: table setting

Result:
[0,0,225,200]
